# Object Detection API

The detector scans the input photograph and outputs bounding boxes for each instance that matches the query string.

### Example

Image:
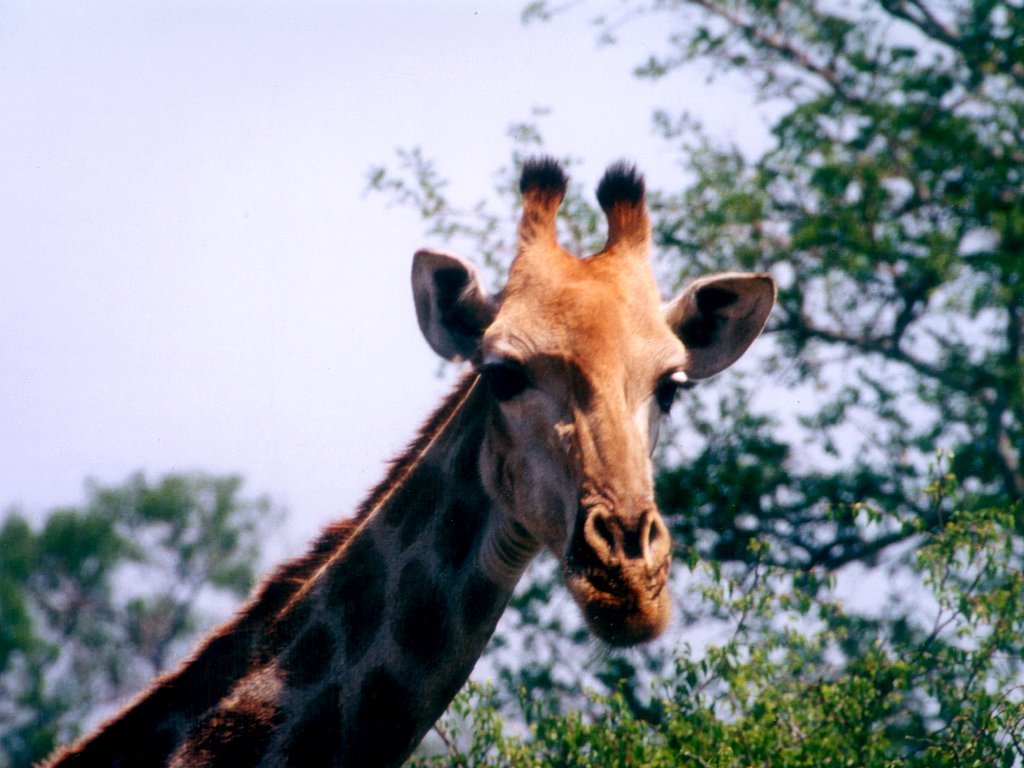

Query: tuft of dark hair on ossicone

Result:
[520,156,568,199]
[595,161,645,211]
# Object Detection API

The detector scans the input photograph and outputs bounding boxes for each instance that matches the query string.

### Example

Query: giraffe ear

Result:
[665,272,776,379]
[412,249,497,362]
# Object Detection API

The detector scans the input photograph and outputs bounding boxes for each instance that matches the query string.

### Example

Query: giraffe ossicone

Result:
[46,157,775,767]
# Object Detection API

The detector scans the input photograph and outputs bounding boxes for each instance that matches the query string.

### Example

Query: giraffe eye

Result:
[480,360,531,402]
[654,371,693,415]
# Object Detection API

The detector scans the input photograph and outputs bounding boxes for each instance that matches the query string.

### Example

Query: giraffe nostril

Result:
[644,513,670,566]
[591,511,617,553]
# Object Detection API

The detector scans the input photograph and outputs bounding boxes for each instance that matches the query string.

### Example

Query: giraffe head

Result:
[411,158,774,646]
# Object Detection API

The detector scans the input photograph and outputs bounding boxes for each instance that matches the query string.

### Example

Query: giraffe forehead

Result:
[489,262,680,378]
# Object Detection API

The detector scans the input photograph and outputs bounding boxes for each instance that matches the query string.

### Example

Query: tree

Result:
[373,0,1024,761]
[0,472,276,768]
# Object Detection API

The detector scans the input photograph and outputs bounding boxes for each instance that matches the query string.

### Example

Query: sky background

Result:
[1,1,771,559]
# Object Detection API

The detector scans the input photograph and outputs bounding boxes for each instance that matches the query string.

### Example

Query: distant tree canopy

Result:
[0,473,276,768]
[372,0,1023,763]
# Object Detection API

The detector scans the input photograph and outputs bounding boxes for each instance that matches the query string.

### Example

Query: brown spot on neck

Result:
[392,559,451,668]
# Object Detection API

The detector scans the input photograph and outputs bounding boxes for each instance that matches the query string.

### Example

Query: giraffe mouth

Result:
[564,563,671,646]
[564,505,672,647]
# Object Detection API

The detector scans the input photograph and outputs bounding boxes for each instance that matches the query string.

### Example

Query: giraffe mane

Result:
[354,371,478,521]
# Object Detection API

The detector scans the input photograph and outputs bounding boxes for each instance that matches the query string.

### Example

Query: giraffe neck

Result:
[49,373,539,767]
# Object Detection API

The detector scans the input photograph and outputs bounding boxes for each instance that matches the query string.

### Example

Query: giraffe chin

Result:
[565,571,671,647]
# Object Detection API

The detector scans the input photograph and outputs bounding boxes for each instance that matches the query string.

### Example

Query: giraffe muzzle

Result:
[564,503,672,646]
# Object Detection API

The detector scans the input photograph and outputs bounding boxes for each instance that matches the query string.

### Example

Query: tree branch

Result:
[877,0,960,49]
[800,527,916,571]
[987,400,1024,500]
[778,315,950,385]
[685,0,859,103]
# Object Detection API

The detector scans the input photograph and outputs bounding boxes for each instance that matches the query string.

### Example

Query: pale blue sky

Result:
[0,1,768,554]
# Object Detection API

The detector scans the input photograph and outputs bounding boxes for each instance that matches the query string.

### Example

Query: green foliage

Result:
[0,472,276,768]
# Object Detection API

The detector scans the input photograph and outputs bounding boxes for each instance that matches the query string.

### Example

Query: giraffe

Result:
[44,158,775,768]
